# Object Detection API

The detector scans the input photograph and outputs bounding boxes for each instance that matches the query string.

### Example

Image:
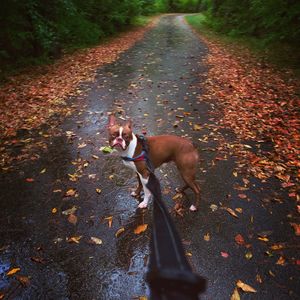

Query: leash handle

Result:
[146,173,206,299]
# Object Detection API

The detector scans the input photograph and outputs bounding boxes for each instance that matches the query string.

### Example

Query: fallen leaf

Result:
[67,236,82,243]
[290,223,300,236]
[225,207,239,218]
[26,178,34,182]
[115,227,125,237]
[109,175,114,180]
[100,146,113,153]
[90,237,102,245]
[7,268,21,276]
[221,251,229,258]
[65,188,77,197]
[52,207,57,214]
[186,252,193,257]
[245,252,253,260]
[276,256,285,265]
[92,155,99,159]
[96,188,102,194]
[62,206,77,215]
[16,275,30,286]
[204,233,210,241]
[236,280,257,293]
[172,193,183,201]
[31,256,45,264]
[238,194,247,199]
[210,204,218,211]
[193,124,201,131]
[258,237,269,242]
[40,168,46,174]
[235,234,245,246]
[67,214,78,225]
[256,274,263,283]
[134,224,148,234]
[78,142,87,148]
[104,216,113,228]
[230,288,240,300]
[270,244,284,250]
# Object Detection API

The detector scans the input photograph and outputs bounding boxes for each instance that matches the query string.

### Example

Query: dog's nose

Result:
[116,137,123,142]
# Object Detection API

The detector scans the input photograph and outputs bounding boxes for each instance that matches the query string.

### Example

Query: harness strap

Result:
[121,134,155,173]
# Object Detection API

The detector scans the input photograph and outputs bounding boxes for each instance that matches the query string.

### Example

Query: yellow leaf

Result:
[230,288,240,300]
[258,237,269,242]
[7,268,20,276]
[236,280,257,293]
[115,227,125,237]
[172,193,183,201]
[245,252,253,260]
[204,233,210,241]
[40,168,46,174]
[134,224,148,234]
[67,236,82,244]
[109,175,114,180]
[65,188,76,197]
[233,171,238,177]
[185,252,192,257]
[193,124,201,131]
[96,188,102,194]
[270,244,284,250]
[52,207,57,214]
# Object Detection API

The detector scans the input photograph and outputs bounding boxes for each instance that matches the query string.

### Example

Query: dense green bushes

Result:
[0,0,202,73]
[200,0,300,45]
[0,0,147,72]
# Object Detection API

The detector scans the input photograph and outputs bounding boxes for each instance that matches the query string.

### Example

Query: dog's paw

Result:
[138,201,148,209]
[189,205,197,212]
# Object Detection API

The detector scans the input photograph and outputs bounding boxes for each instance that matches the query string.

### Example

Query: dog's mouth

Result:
[112,139,126,150]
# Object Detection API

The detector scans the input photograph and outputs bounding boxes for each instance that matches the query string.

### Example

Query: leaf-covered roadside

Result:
[194,33,299,205]
[0,18,156,139]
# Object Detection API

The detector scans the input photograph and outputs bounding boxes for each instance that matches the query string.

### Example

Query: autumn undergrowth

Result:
[186,14,300,78]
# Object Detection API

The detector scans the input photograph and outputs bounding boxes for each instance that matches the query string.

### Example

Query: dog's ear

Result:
[125,119,132,130]
[108,114,116,128]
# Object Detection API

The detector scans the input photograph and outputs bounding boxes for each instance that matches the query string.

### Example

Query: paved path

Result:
[0,15,298,299]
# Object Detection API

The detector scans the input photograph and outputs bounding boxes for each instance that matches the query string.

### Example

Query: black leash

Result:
[146,173,206,300]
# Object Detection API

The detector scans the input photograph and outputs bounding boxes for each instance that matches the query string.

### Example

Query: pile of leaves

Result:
[0,19,157,168]
[198,35,299,200]
[0,19,156,139]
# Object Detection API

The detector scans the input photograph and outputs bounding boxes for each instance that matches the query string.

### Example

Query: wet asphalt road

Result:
[0,15,299,299]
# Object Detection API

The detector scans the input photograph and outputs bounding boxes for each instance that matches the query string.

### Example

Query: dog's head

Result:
[107,115,133,151]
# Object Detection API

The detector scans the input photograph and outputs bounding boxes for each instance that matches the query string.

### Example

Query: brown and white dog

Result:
[108,115,200,211]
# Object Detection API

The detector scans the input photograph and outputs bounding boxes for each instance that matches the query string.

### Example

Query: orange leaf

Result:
[134,224,148,234]
[7,268,20,276]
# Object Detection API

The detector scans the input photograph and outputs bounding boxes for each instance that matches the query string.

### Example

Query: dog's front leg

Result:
[131,173,143,198]
[137,169,151,209]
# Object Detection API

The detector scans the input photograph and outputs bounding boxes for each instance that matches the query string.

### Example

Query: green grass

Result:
[186,14,300,78]
[130,15,151,27]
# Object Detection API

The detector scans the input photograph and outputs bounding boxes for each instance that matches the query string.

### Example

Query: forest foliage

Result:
[1,0,299,74]
[200,0,300,45]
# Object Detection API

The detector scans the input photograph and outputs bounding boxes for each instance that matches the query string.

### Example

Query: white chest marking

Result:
[121,133,138,171]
